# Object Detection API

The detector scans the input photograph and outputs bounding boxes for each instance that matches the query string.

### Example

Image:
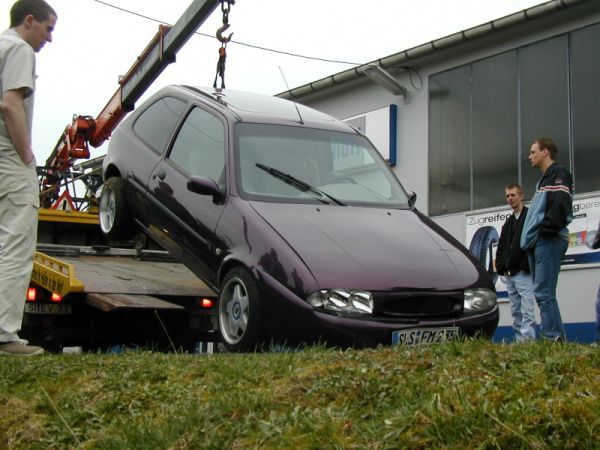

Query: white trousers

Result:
[0,155,38,342]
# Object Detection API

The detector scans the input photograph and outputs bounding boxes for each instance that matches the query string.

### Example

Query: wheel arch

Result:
[218,257,256,288]
[103,163,122,182]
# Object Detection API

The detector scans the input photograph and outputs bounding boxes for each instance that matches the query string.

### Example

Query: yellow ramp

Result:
[31,252,85,297]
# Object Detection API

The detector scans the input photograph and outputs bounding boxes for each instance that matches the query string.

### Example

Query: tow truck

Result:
[21,0,231,352]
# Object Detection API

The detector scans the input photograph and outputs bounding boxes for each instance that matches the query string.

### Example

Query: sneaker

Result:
[0,340,44,356]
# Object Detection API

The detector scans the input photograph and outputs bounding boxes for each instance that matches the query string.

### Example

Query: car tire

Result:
[99,176,134,241]
[469,226,499,284]
[218,267,265,352]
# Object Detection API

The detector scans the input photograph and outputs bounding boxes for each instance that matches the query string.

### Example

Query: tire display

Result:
[469,226,499,284]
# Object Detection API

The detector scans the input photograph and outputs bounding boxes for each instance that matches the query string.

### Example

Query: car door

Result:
[125,95,187,224]
[147,105,228,288]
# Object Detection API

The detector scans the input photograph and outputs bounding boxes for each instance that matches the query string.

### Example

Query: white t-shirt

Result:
[0,28,36,154]
[0,29,38,207]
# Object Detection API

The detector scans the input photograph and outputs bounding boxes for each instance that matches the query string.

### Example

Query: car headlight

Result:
[307,289,373,315]
[464,288,497,315]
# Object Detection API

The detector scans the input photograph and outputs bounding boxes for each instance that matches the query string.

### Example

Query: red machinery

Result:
[39,0,226,209]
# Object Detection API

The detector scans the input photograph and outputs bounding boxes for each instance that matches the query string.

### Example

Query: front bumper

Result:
[257,269,499,348]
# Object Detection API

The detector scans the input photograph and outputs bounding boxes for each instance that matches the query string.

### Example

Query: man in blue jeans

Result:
[596,280,600,343]
[592,225,600,342]
[496,184,536,341]
[521,138,573,342]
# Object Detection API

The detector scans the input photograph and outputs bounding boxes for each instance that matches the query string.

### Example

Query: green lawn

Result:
[1,340,599,449]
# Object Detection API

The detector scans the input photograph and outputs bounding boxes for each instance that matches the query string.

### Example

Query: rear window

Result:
[133,96,186,153]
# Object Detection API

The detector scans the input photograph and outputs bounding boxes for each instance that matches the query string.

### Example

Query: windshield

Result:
[235,123,410,207]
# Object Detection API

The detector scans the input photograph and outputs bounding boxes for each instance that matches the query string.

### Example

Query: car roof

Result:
[160,85,357,133]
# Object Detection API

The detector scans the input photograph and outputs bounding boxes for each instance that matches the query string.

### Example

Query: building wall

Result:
[299,4,600,215]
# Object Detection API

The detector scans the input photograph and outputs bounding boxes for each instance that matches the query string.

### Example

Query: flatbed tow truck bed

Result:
[24,218,219,352]
[34,246,213,309]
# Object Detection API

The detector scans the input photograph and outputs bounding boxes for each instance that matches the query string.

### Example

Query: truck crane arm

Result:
[41,0,222,207]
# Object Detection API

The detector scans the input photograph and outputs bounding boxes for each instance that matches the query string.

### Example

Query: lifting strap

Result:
[213,0,235,90]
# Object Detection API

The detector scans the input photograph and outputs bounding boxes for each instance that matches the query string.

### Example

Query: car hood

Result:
[249,202,480,291]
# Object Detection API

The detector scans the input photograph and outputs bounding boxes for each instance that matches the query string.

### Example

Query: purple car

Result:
[100,85,498,351]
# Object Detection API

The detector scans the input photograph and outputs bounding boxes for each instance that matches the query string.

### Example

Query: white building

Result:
[279,0,600,342]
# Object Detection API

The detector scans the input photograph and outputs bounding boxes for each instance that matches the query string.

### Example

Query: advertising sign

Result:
[465,195,600,299]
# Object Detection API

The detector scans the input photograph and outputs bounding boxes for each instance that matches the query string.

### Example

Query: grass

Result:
[1,340,599,449]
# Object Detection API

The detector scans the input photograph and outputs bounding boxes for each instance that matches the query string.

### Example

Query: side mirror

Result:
[408,191,417,208]
[187,175,225,203]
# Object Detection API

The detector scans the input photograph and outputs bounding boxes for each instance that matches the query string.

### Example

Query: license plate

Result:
[392,327,460,346]
[24,303,72,315]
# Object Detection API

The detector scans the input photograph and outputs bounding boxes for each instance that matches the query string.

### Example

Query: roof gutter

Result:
[277,0,589,100]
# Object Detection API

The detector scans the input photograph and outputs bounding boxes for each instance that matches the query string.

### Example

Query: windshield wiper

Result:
[255,163,346,206]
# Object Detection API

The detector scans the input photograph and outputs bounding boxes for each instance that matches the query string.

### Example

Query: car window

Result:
[169,107,225,184]
[236,123,409,207]
[133,96,186,154]
[332,142,376,171]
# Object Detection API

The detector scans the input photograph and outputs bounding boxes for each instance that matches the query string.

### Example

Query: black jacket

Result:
[496,206,530,276]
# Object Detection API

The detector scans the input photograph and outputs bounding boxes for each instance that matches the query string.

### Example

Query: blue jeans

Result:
[528,236,568,340]
[501,272,536,341]
[596,287,600,342]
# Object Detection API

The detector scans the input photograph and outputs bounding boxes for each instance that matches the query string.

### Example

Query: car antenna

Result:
[279,66,304,125]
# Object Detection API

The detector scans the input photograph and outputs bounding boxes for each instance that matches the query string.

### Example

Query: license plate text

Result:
[392,327,460,346]
[24,303,72,315]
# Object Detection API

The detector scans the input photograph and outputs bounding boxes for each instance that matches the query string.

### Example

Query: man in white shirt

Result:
[0,0,57,356]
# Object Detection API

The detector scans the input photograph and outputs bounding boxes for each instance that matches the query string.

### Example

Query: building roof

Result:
[277,0,590,100]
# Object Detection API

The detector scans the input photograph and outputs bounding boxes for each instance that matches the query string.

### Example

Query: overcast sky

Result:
[1,0,547,163]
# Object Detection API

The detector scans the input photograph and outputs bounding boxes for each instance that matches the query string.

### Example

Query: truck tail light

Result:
[27,287,37,302]
[50,293,62,302]
[199,298,215,309]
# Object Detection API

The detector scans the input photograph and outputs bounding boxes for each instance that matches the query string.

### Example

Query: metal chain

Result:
[213,0,235,90]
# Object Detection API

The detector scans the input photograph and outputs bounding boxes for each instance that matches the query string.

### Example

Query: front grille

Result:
[373,290,463,319]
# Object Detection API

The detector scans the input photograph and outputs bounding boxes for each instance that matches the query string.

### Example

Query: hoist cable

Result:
[92,0,362,66]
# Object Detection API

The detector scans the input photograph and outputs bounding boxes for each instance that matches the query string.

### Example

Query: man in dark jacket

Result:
[521,138,573,342]
[592,225,600,343]
[496,184,536,341]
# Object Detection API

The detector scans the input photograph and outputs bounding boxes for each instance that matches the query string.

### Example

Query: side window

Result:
[133,96,186,153]
[169,107,225,183]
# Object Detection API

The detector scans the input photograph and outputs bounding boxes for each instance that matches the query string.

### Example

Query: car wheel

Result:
[469,226,499,284]
[218,267,265,352]
[99,177,134,241]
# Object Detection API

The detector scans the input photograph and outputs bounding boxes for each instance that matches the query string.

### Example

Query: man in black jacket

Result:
[495,184,536,341]
[593,225,600,343]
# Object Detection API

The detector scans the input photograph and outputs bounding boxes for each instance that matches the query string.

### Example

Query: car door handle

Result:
[153,169,166,180]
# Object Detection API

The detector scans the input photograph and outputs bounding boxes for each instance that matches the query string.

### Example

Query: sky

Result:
[1,0,548,163]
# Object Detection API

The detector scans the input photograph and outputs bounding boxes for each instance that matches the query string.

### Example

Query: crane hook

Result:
[216,22,233,44]
[216,0,234,44]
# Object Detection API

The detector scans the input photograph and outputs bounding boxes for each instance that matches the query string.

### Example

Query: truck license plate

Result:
[25,303,72,315]
[392,327,459,346]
